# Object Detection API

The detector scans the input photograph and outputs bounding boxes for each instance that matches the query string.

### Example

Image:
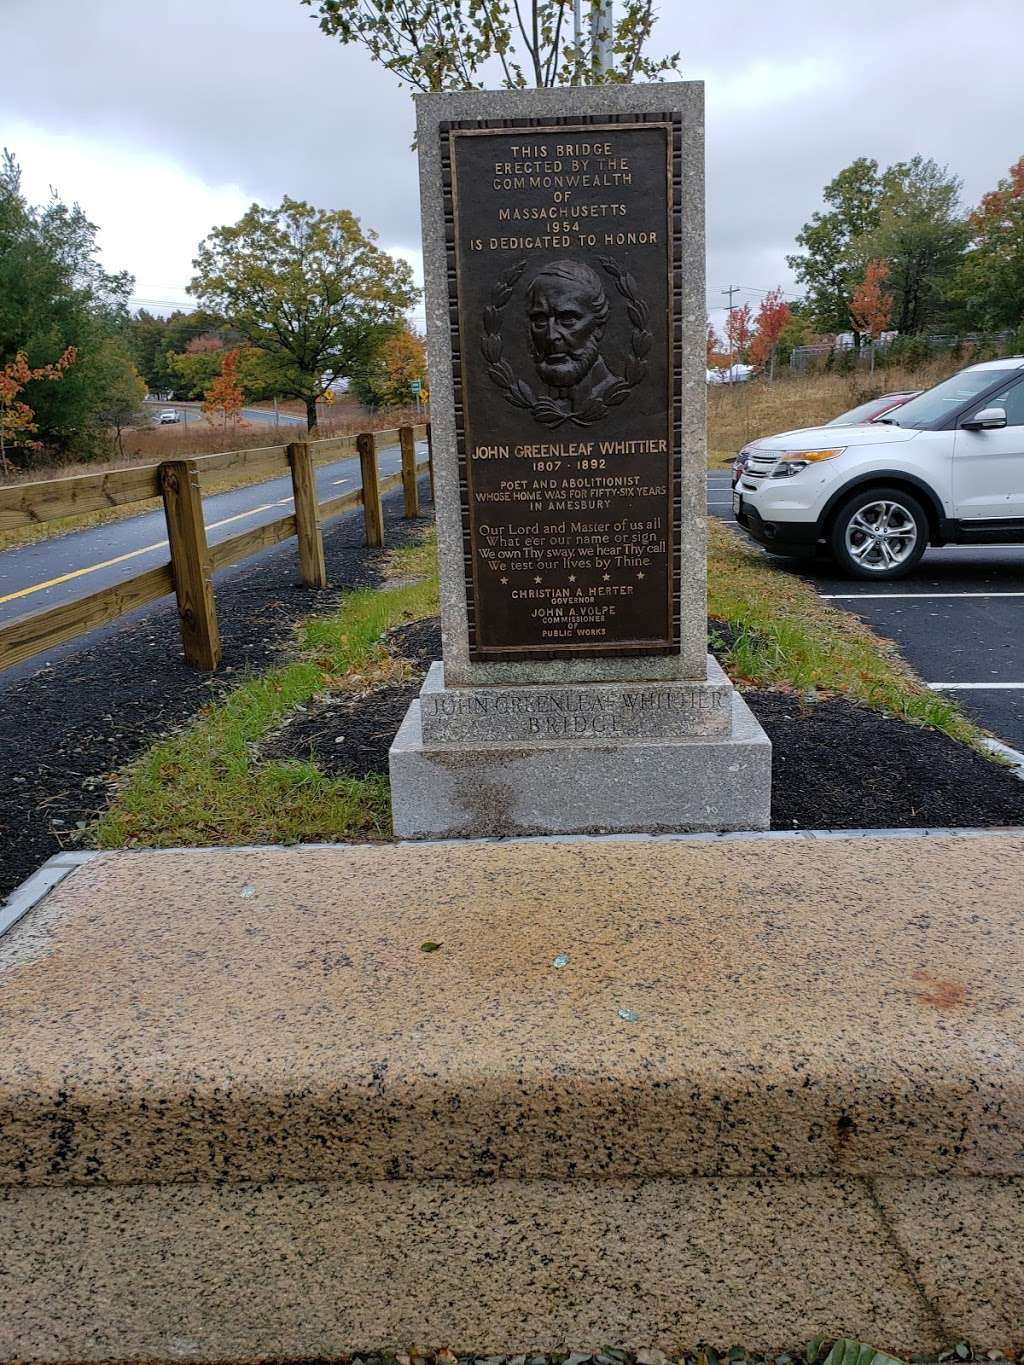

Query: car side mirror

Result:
[962,406,1007,430]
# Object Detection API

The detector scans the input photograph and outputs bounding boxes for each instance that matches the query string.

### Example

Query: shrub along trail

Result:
[0,489,433,901]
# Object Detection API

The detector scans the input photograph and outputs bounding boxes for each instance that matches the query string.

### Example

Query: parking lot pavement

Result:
[706,465,738,526]
[705,469,1024,752]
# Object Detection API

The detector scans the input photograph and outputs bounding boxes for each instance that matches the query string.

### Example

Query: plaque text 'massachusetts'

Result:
[444,116,682,661]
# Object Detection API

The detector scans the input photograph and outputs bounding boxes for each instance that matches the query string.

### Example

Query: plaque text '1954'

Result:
[444,116,682,662]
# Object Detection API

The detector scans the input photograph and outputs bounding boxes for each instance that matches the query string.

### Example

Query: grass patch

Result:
[708,520,983,746]
[90,532,439,850]
[90,519,992,854]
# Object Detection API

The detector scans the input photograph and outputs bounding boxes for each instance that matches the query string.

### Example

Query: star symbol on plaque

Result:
[500,576,508,584]
[568,575,576,582]
[534,575,542,584]
[602,573,611,582]
[637,571,645,580]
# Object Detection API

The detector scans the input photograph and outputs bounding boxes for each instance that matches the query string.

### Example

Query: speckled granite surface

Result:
[0,1175,1005,1359]
[1,835,1023,1186]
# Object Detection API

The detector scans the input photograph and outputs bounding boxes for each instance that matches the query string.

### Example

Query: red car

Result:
[823,391,920,426]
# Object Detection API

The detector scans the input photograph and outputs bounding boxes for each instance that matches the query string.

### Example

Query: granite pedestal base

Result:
[389,656,771,838]
[3,835,1024,1358]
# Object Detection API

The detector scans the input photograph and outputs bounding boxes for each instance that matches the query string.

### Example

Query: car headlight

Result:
[769,447,846,478]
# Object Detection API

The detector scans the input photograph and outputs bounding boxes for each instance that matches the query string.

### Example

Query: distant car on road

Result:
[731,357,1024,578]
[730,391,918,487]
[158,410,180,425]
[707,363,754,385]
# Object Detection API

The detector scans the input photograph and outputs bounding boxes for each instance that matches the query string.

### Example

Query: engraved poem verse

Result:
[447,119,679,660]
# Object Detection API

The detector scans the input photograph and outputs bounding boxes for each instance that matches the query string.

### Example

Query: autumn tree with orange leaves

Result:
[0,347,76,473]
[202,348,246,428]
[350,323,427,409]
[705,319,728,370]
[850,259,894,372]
[724,302,753,370]
[748,288,792,376]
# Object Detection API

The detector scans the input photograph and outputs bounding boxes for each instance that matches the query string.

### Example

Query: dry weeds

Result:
[707,357,962,462]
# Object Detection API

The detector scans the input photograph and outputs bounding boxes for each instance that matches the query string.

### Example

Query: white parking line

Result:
[822,592,1024,600]
[928,682,1024,690]
[982,736,1024,780]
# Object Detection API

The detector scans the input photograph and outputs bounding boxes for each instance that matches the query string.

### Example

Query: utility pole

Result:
[591,0,613,77]
[722,285,740,383]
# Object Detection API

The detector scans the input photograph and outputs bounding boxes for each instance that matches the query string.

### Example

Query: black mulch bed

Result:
[261,616,439,781]
[0,492,434,900]
[265,615,1024,834]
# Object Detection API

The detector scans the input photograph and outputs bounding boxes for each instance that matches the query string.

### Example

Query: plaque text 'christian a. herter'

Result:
[444,116,682,661]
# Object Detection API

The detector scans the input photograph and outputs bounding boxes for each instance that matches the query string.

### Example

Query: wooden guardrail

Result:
[0,423,432,673]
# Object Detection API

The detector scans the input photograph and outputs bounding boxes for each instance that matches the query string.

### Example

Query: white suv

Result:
[732,358,1024,578]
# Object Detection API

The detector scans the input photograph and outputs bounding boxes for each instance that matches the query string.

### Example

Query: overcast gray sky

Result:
[4,0,1022,330]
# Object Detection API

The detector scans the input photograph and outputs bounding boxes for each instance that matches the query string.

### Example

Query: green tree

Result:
[790,155,968,340]
[0,149,141,460]
[350,322,427,407]
[950,155,1024,332]
[773,307,813,367]
[301,0,679,91]
[92,339,148,456]
[167,340,278,403]
[126,308,223,395]
[855,157,966,335]
[787,158,883,335]
[189,197,419,431]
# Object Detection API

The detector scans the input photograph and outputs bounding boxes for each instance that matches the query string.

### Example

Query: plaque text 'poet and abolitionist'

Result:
[447,120,680,660]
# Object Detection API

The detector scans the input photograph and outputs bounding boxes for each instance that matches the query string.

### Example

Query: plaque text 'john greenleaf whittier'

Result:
[444,120,682,662]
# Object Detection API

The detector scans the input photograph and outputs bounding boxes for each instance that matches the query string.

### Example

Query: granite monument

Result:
[389,81,771,836]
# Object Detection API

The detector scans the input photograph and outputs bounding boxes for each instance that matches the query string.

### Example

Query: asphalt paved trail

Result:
[0,439,413,628]
[707,461,1024,750]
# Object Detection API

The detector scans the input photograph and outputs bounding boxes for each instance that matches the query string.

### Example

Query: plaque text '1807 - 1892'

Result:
[443,115,682,662]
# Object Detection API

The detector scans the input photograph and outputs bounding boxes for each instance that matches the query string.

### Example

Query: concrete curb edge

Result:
[5,824,1024,944]
[0,850,97,940]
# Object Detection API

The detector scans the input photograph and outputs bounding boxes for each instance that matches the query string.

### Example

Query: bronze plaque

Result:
[443,114,682,661]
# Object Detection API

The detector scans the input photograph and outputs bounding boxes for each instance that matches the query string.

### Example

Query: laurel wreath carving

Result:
[480,255,652,429]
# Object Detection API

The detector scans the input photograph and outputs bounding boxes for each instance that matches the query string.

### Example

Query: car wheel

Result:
[829,486,928,579]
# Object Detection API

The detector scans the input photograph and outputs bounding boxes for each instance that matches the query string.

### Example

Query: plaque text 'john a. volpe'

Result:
[446,118,681,662]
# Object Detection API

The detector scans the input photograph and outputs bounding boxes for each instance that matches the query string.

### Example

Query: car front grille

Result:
[739,448,779,486]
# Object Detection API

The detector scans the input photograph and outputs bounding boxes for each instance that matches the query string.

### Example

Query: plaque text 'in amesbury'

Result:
[447,119,679,661]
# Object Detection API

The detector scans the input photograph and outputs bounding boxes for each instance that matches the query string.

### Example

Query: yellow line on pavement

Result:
[0,497,294,608]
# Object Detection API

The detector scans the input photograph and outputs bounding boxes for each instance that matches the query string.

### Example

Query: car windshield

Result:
[878,369,1019,428]
[826,397,899,426]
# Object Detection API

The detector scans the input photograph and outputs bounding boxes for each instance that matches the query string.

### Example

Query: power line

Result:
[710,282,803,301]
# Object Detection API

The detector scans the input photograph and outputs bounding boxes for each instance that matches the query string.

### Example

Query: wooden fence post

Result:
[160,459,221,671]
[399,425,420,519]
[426,422,435,503]
[286,440,327,587]
[356,431,384,547]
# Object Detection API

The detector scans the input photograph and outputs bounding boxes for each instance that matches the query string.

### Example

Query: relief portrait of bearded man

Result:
[526,260,624,413]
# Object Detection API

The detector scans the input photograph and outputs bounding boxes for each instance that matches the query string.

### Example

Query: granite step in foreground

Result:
[1,831,1022,1360]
